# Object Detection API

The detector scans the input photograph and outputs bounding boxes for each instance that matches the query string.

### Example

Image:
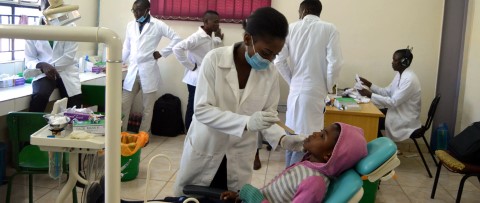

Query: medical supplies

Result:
[0,74,25,88]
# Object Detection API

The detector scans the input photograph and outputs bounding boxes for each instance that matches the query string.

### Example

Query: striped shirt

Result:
[261,164,330,202]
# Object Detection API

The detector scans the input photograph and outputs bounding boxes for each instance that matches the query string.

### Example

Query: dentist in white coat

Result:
[358,48,421,142]
[25,0,81,112]
[174,7,290,195]
[274,0,343,167]
[122,0,182,133]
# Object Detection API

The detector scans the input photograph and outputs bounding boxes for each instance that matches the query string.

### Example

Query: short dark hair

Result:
[242,7,288,40]
[300,0,323,16]
[134,0,150,9]
[203,10,219,18]
[394,48,414,67]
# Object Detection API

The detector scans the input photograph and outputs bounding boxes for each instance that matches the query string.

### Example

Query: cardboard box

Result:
[73,119,105,134]
[64,112,91,121]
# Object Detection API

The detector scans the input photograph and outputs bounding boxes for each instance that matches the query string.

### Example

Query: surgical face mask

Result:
[244,37,271,71]
[136,10,149,23]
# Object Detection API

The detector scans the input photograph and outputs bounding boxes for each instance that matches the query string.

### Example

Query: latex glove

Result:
[247,111,280,131]
[280,134,308,151]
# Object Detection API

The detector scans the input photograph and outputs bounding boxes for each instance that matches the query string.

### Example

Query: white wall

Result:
[97,0,444,125]
[67,0,99,56]
[458,0,480,133]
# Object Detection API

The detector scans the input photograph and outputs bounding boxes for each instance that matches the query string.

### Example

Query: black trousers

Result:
[185,84,196,131]
[29,77,82,112]
[209,156,228,190]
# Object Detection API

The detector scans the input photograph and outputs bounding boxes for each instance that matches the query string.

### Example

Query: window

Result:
[0,1,41,62]
[151,0,271,23]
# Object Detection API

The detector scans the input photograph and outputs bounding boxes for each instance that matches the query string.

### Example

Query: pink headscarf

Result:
[303,122,368,177]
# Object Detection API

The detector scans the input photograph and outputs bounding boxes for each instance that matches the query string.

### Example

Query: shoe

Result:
[23,68,42,78]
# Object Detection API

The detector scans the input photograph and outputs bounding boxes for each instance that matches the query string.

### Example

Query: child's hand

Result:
[220,191,240,203]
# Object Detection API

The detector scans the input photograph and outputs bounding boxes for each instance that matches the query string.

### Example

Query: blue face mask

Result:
[136,10,148,23]
[245,37,271,71]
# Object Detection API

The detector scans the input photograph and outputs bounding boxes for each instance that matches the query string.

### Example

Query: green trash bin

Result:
[121,148,141,182]
[359,179,380,203]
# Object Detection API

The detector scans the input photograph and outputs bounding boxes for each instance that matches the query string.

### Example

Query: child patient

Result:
[220,122,368,203]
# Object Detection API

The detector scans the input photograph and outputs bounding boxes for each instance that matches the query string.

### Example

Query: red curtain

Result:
[151,0,272,23]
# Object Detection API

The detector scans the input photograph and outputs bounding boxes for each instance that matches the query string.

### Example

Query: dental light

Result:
[42,0,81,26]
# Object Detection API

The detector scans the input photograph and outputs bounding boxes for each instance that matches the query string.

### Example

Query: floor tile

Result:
[120,178,167,200]
[375,185,411,203]
[404,185,455,203]
[445,190,480,203]
[0,183,51,203]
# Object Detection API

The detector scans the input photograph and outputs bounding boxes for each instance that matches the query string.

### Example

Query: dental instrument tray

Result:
[31,125,104,151]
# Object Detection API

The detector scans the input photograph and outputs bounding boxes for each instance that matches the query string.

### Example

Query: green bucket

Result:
[359,179,379,203]
[121,148,141,182]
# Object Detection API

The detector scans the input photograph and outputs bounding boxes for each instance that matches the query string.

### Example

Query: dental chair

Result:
[179,137,400,203]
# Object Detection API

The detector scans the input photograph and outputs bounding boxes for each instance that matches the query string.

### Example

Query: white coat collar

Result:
[196,26,211,38]
[217,43,263,106]
[303,14,321,21]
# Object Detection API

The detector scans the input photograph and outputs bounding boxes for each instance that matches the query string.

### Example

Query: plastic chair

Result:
[6,112,77,203]
[410,95,440,178]
[430,150,480,203]
[81,85,106,112]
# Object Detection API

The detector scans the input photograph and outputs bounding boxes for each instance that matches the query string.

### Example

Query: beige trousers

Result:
[121,75,158,133]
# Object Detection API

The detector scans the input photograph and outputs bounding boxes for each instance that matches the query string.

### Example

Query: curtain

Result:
[151,0,271,23]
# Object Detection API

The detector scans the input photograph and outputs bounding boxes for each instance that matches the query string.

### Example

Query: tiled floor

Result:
[1,134,479,202]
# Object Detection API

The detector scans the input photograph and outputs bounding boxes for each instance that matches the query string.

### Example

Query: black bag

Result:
[448,122,480,165]
[151,94,185,136]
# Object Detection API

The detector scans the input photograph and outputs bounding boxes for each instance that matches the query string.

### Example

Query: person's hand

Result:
[214,28,224,40]
[220,191,240,203]
[36,62,58,80]
[358,88,372,98]
[247,111,280,131]
[153,51,161,60]
[359,77,372,88]
[280,134,307,152]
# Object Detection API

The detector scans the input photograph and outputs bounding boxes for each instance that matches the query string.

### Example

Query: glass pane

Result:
[0,16,11,24]
[0,38,11,52]
[0,52,13,62]
[15,7,40,16]
[14,51,25,60]
[14,39,25,51]
[0,6,12,15]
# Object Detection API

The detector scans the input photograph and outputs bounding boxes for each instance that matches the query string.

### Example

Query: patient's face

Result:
[303,123,340,162]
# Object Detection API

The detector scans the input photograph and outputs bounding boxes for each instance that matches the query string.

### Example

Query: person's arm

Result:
[326,26,343,92]
[274,38,292,85]
[122,24,131,64]
[24,40,41,70]
[292,176,328,203]
[370,74,396,96]
[371,75,417,108]
[172,35,198,71]
[194,51,250,137]
[259,69,288,150]
[51,41,77,67]
[158,22,182,58]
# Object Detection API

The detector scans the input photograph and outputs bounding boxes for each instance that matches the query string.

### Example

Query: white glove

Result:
[280,134,308,151]
[246,111,280,131]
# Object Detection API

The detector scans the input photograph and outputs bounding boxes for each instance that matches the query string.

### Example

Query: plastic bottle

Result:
[49,152,63,179]
[436,123,449,150]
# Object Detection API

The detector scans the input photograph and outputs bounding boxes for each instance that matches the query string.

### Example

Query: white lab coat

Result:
[25,39,80,97]
[274,15,343,134]
[122,17,182,93]
[172,26,223,86]
[370,68,422,141]
[174,44,285,195]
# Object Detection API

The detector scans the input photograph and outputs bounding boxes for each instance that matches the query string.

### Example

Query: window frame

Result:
[0,1,40,62]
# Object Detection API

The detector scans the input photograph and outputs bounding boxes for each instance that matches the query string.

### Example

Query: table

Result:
[0,69,127,116]
[30,125,105,203]
[324,102,384,142]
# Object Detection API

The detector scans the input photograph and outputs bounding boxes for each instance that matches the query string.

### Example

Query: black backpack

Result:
[151,94,185,136]
[448,122,480,165]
